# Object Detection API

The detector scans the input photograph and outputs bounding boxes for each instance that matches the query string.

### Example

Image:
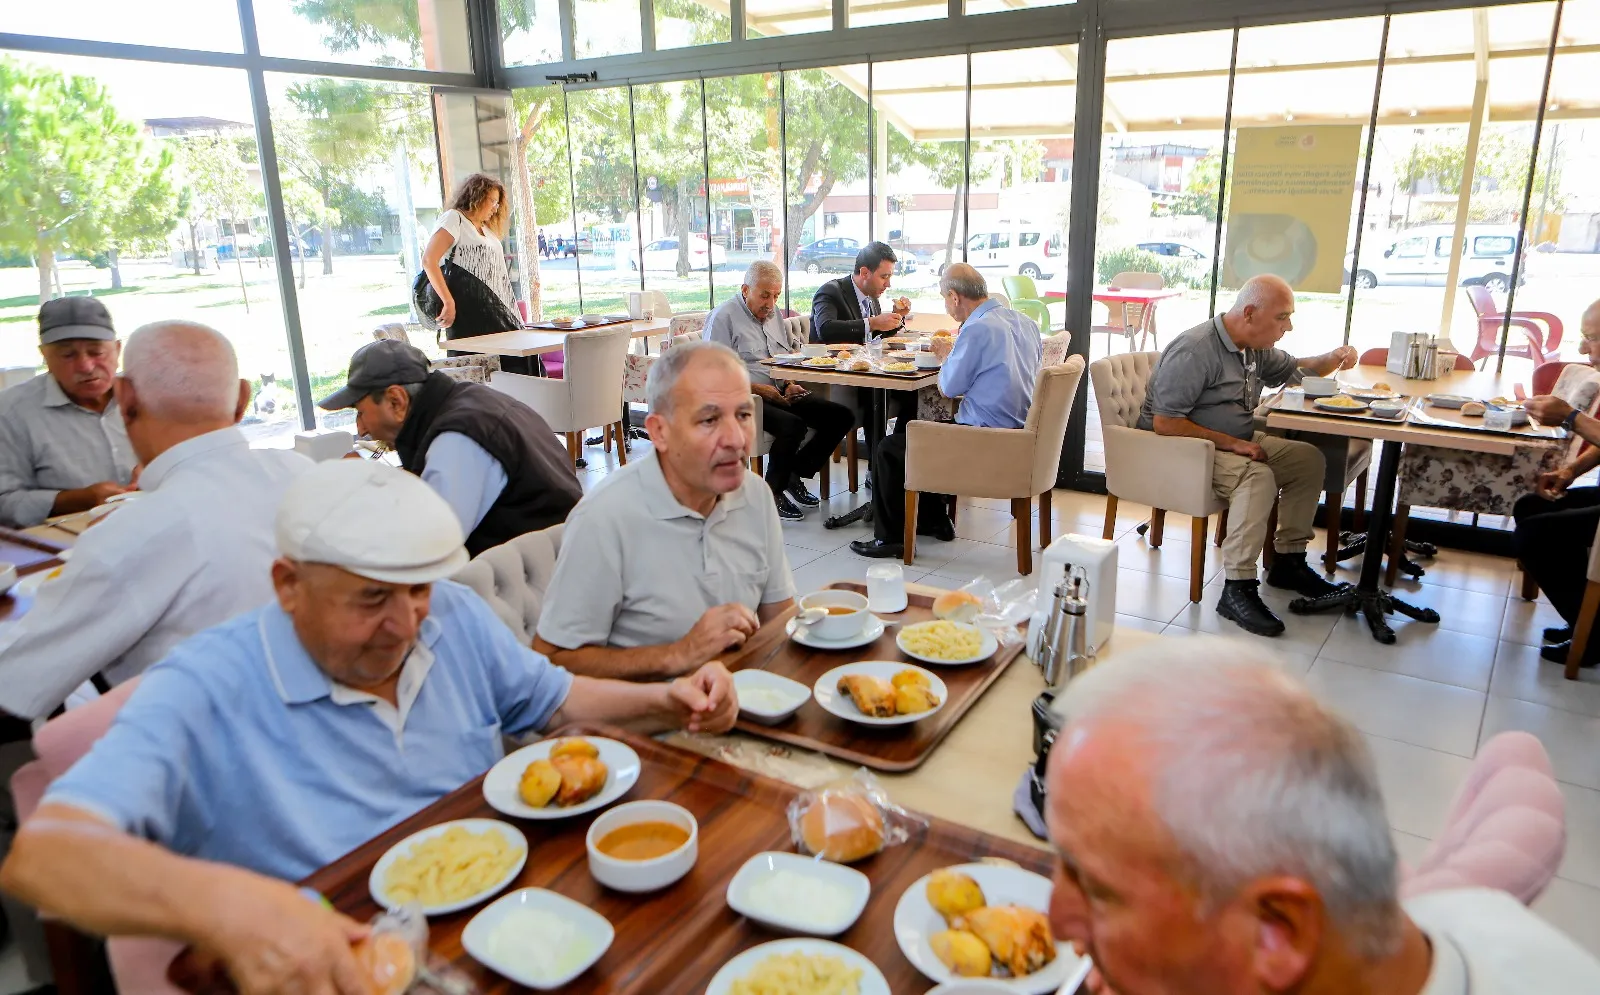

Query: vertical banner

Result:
[1223,125,1362,294]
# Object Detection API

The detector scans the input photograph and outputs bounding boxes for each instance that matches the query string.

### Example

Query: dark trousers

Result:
[764,394,855,494]
[871,432,952,542]
[1513,486,1600,627]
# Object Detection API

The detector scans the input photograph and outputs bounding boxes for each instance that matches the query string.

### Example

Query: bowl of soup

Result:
[797,589,871,642]
[586,801,698,893]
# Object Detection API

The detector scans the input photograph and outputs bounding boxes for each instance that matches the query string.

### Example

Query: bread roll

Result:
[800,792,885,863]
[352,932,416,995]
[1461,401,1487,417]
[933,590,982,622]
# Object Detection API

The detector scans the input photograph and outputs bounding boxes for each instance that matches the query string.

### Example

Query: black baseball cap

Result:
[39,297,117,345]
[317,339,432,410]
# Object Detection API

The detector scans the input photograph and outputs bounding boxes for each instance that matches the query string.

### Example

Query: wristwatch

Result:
[1563,408,1581,431]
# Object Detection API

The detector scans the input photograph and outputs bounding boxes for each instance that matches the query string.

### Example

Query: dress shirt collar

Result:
[637,451,746,522]
[735,295,793,354]
[138,426,248,493]
[1416,927,1470,995]
[853,278,875,317]
[41,373,116,414]
[965,298,1002,326]
[1213,314,1242,355]
[259,603,443,706]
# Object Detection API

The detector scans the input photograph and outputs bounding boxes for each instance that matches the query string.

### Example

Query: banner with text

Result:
[1222,125,1361,295]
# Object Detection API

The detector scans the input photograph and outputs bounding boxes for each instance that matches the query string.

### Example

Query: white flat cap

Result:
[276,460,468,584]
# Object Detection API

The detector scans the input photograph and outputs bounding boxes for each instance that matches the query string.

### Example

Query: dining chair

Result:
[1090,352,1227,602]
[1011,297,1051,335]
[1532,360,1584,397]
[371,322,412,343]
[489,323,633,468]
[1001,274,1039,302]
[901,355,1085,574]
[1108,271,1164,290]
[1464,285,1561,367]
[451,524,565,645]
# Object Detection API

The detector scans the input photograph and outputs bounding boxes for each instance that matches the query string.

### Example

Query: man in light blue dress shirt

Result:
[852,263,1042,558]
[1,460,737,995]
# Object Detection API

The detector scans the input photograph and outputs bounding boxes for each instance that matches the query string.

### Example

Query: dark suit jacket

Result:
[810,276,871,344]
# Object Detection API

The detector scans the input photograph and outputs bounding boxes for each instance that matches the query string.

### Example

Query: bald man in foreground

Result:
[0,321,314,719]
[1137,275,1357,636]
[1048,638,1600,994]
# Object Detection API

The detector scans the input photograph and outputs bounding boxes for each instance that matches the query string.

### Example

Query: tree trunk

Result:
[675,179,696,279]
[785,170,837,249]
[233,237,251,313]
[943,177,965,271]
[108,248,123,290]
[321,186,336,276]
[36,233,55,303]
[188,222,202,275]
[514,100,549,322]
[291,215,307,290]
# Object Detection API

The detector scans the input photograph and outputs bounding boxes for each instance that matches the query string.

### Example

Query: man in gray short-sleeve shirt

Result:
[1138,275,1357,638]
[535,341,796,679]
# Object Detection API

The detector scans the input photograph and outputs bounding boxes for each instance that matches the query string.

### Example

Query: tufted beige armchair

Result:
[1090,352,1227,602]
[452,525,565,644]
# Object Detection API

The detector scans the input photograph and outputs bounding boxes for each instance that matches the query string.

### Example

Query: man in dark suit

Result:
[810,240,917,434]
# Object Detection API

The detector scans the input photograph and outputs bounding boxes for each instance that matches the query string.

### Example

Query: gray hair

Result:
[646,339,747,415]
[743,259,783,288]
[366,382,425,404]
[940,264,988,302]
[1056,637,1401,959]
[122,321,241,422]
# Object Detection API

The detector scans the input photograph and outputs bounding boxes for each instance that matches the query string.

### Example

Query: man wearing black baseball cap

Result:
[0,297,137,527]
[319,339,582,556]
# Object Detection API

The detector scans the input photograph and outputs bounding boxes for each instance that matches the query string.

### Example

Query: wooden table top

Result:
[1040,286,1183,304]
[445,319,671,358]
[769,363,939,392]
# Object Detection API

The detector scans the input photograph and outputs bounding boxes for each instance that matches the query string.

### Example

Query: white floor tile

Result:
[1502,596,1570,647]
[1113,568,1201,626]
[923,539,1033,584]
[1391,829,1432,868]
[1305,660,1487,757]
[1481,696,1600,792]
[1532,876,1600,959]
[789,549,879,595]
[1114,613,1168,635]
[1362,733,1474,840]
[1318,617,1498,692]
[952,506,1021,543]
[1381,584,1509,642]
[783,545,827,571]
[1556,781,1600,891]
[1489,641,1600,720]
[1390,548,1516,598]
[1113,531,1225,585]
[1167,575,1340,656]
[1160,626,1314,675]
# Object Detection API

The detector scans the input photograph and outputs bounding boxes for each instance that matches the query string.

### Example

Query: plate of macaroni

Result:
[705,938,890,995]
[369,818,528,916]
[896,619,998,665]
[880,362,918,373]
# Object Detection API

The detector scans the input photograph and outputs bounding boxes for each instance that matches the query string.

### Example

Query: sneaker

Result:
[1544,624,1573,643]
[787,478,821,507]
[773,492,805,521]
[1265,552,1342,599]
[1216,579,1286,637]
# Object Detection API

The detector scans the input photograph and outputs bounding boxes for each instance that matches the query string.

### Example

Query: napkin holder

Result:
[1027,534,1116,659]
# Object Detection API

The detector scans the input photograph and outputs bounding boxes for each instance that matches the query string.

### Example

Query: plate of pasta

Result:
[704,938,890,995]
[369,818,528,916]
[896,619,998,666]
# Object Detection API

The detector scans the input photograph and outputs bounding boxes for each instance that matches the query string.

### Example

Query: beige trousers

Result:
[1212,432,1326,580]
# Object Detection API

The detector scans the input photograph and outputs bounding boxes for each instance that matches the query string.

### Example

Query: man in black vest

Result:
[319,340,582,557]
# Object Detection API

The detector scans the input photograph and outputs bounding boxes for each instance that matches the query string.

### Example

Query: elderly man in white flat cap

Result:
[0,460,738,995]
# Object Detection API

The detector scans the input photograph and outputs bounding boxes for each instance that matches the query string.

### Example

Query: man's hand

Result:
[202,872,370,995]
[666,661,739,734]
[782,383,808,401]
[1537,466,1576,501]
[86,481,132,505]
[930,337,955,361]
[753,383,787,406]
[671,603,760,673]
[1330,345,1358,370]
[1525,395,1574,426]
[868,313,902,333]
[1231,439,1269,462]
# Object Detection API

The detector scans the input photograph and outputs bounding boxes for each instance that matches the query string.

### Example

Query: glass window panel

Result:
[967,0,1072,14]
[254,0,472,71]
[501,0,566,66]
[575,0,642,58]
[566,87,640,313]
[657,0,733,49]
[746,0,833,38]
[510,86,579,320]
[633,80,711,312]
[1,1,240,52]
[782,65,870,315]
[266,73,443,433]
[705,73,785,308]
[849,0,944,30]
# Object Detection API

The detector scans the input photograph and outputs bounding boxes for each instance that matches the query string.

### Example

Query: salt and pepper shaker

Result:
[1037,566,1093,693]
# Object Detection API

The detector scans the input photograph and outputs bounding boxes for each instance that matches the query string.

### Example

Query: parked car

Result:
[1344,224,1525,292]
[931,228,1063,280]
[791,236,918,275]
[630,233,728,272]
[1135,240,1211,262]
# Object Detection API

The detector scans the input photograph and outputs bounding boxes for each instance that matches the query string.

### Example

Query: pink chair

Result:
[9,680,189,995]
[1532,360,1585,398]
[1465,285,1562,367]
[1400,732,1566,906]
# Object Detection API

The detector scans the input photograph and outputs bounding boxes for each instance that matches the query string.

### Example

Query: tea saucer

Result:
[786,616,886,650]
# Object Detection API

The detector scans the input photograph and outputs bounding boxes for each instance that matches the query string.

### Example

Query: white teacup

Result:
[915,352,941,369]
[798,589,870,641]
[801,343,828,358]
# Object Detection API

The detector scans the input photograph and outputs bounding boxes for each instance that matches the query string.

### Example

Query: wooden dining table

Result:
[0,525,74,625]
[443,319,672,359]
[1038,286,1183,308]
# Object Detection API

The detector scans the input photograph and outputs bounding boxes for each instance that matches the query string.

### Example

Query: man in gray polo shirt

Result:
[534,341,797,679]
[0,297,137,527]
[1137,275,1357,636]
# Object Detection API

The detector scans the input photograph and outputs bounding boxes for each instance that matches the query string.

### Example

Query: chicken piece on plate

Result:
[955,905,1057,978]
[837,674,897,717]
[894,684,940,715]
[550,753,608,806]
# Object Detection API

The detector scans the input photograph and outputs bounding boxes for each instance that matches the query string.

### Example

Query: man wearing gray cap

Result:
[0,297,137,527]
[319,339,582,557]
[2,460,737,995]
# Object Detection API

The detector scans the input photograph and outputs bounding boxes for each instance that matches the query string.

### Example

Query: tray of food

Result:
[526,314,632,330]
[1409,396,1563,439]
[1268,390,1413,423]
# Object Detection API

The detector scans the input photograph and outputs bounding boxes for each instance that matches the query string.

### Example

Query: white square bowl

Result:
[732,670,811,724]
[461,887,614,990]
[726,851,871,936]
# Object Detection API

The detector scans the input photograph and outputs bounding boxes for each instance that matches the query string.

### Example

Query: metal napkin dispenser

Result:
[1027,534,1116,660]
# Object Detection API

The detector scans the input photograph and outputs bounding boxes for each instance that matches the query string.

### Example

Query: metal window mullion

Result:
[564,90,585,310]
[1498,0,1563,372]
[628,85,647,287]
[1344,15,1390,347]
[1207,26,1239,318]
[962,51,971,262]
[833,0,848,36]
[700,78,715,308]
[559,0,577,63]
[779,68,791,317]
[1063,5,1105,489]
[641,0,657,54]
[867,60,875,243]
[731,0,747,43]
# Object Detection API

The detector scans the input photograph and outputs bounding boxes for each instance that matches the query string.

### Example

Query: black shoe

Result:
[917,519,955,541]
[1544,625,1573,643]
[1537,640,1600,667]
[1216,580,1286,637]
[850,538,904,558]
[786,478,821,507]
[774,492,805,521]
[1265,552,1342,599]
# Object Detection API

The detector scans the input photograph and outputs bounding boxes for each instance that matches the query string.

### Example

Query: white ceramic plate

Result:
[813,661,947,727]
[894,863,1092,994]
[462,887,613,990]
[482,737,642,820]
[1312,396,1370,414]
[732,670,811,724]
[704,938,890,995]
[726,851,871,936]
[897,620,999,666]
[1426,393,1474,409]
[368,818,527,916]
[787,615,886,650]
[1343,387,1399,400]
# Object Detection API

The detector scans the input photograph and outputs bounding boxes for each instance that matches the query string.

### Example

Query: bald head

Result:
[1581,299,1600,366]
[116,322,249,464]
[1223,275,1296,349]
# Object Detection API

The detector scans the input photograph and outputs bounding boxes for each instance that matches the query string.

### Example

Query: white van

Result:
[1345,224,1524,293]
[933,228,1064,280]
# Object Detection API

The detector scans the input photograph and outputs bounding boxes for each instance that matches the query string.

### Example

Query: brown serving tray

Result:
[232,727,1057,995]
[761,357,930,379]
[0,527,69,576]
[1265,389,1414,424]
[524,314,632,331]
[723,582,1024,772]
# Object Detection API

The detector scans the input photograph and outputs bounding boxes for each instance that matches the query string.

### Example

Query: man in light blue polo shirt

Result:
[0,460,737,995]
